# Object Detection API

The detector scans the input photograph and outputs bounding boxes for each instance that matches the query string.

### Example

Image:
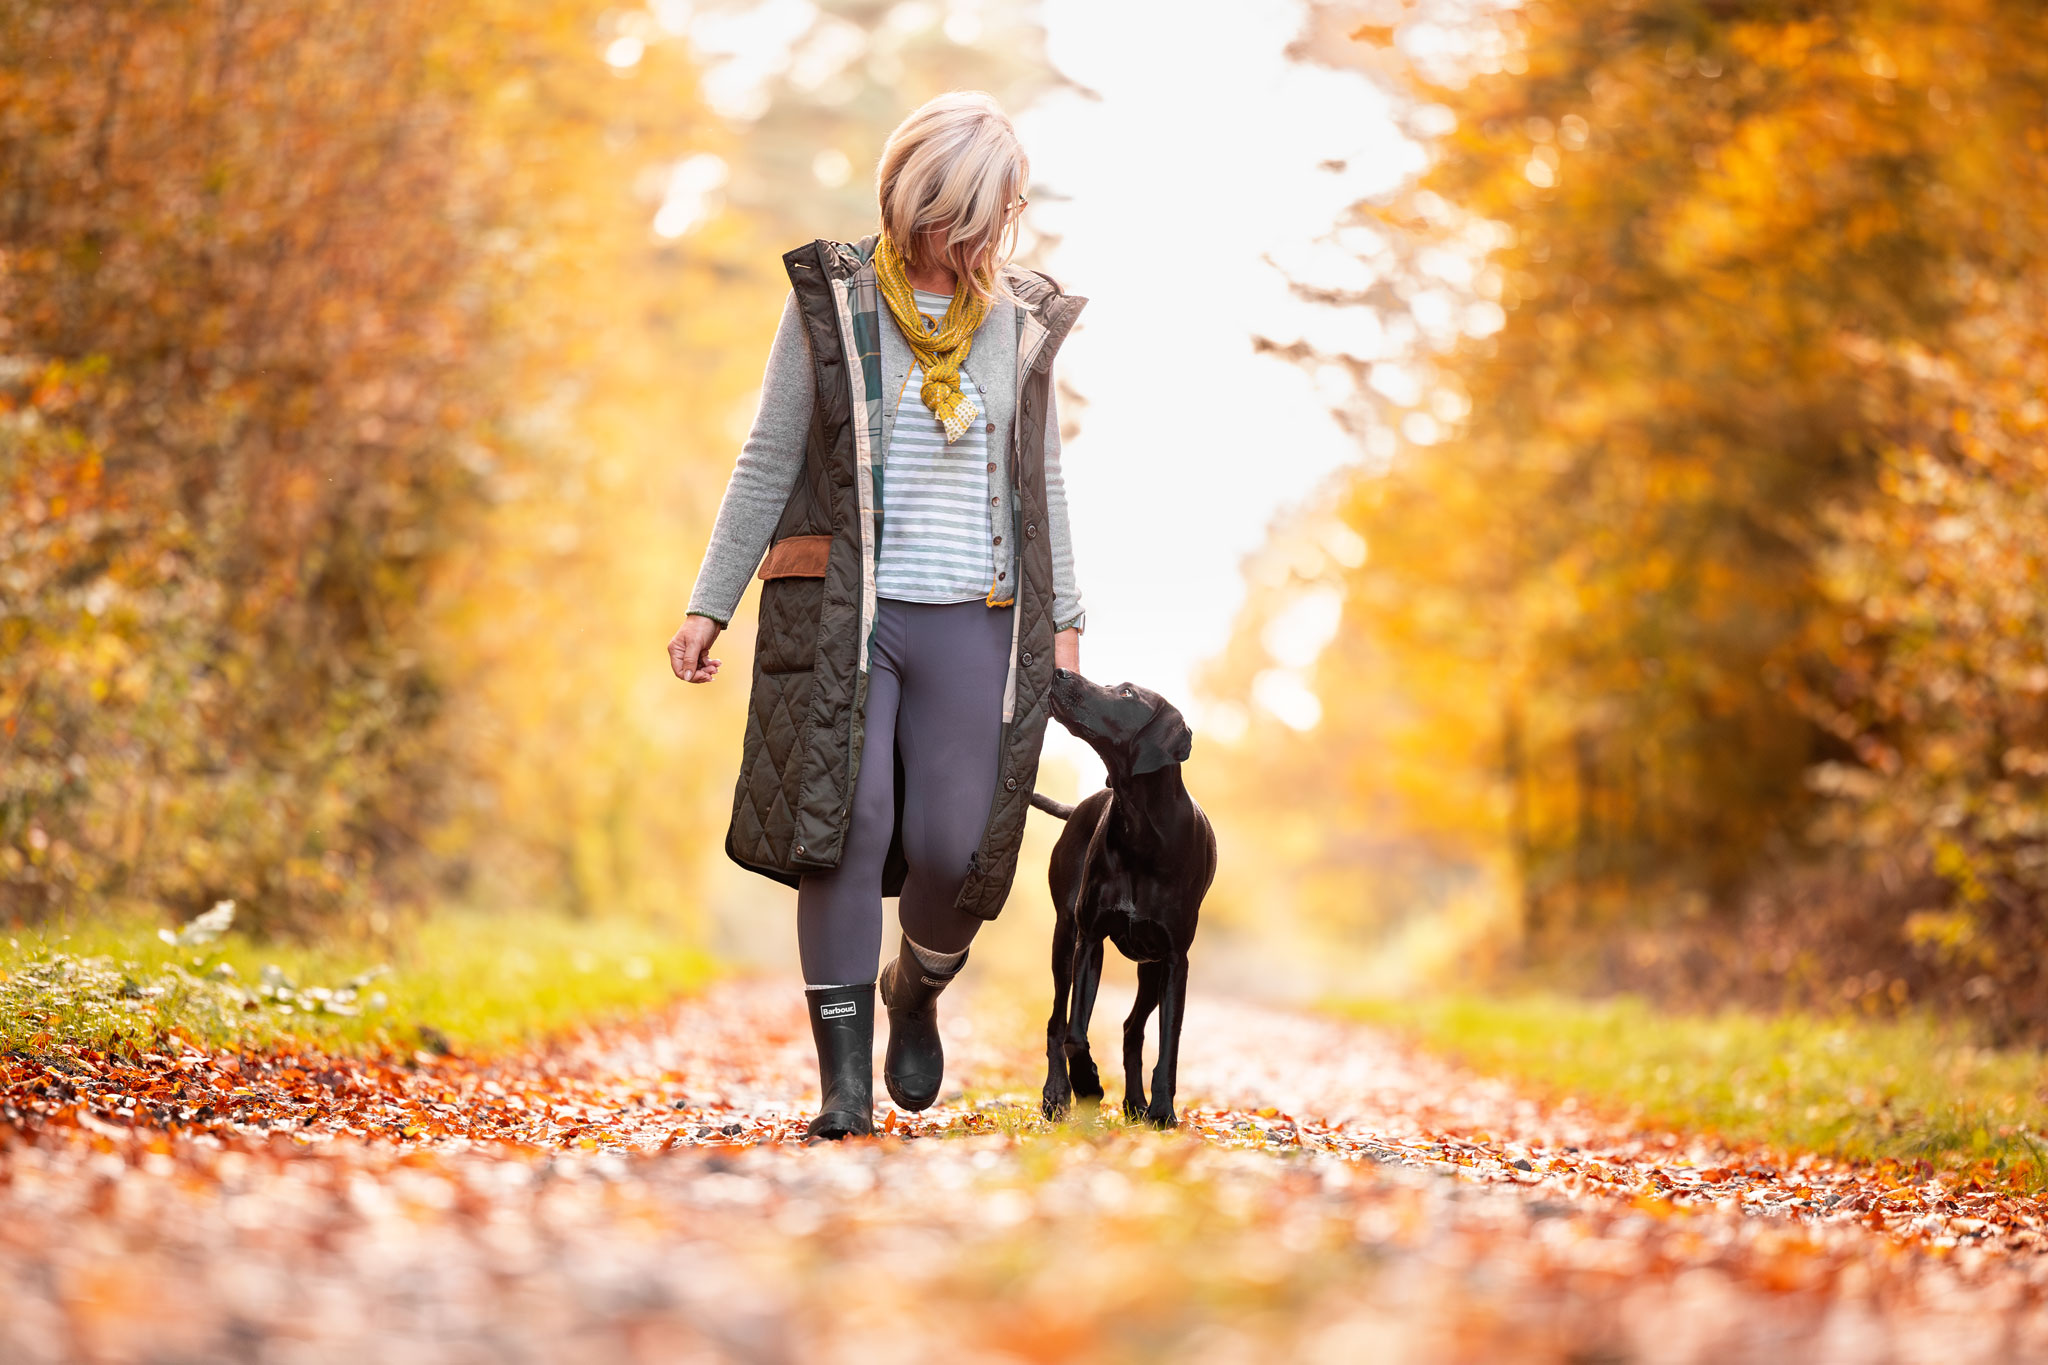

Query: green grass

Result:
[1339,993,2048,1178]
[1,908,717,1056]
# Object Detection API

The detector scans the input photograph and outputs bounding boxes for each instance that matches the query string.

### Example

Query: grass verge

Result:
[1339,993,2048,1180]
[2,908,717,1056]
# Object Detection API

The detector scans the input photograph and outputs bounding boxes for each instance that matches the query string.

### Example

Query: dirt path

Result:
[3,978,2046,1363]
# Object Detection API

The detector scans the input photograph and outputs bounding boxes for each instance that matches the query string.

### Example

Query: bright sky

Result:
[1019,0,1420,774]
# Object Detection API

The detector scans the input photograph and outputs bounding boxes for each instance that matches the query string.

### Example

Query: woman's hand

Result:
[1053,627,1080,674]
[668,615,724,684]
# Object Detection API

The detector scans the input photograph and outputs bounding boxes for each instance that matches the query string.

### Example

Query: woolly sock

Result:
[904,935,967,977]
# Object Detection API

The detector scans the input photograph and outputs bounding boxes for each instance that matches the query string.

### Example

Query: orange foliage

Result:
[5,979,2047,1358]
[1205,0,2048,1014]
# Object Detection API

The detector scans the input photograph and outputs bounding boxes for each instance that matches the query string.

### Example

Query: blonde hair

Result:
[876,91,1028,303]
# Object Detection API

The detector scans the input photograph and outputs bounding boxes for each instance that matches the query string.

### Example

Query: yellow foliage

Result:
[1200,0,2048,985]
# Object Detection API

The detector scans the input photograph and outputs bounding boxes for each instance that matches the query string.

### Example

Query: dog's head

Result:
[1048,669,1194,782]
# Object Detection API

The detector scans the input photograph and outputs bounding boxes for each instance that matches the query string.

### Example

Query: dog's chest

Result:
[1103,912,1176,965]
[1078,819,1185,964]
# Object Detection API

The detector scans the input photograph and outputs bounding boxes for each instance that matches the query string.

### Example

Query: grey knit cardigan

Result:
[687,289,1085,632]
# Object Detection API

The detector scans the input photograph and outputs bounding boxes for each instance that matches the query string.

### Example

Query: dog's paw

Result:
[1144,1103,1179,1131]
[1040,1087,1071,1121]
[1121,1096,1148,1124]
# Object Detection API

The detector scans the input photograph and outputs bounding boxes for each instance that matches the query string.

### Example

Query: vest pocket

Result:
[757,533,832,580]
[756,575,825,675]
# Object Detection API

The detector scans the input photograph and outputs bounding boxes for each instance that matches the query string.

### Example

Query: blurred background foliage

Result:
[3,0,498,928]
[1,0,1055,937]
[1201,0,2048,1036]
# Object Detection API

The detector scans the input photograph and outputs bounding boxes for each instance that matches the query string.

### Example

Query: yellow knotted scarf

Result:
[874,233,990,444]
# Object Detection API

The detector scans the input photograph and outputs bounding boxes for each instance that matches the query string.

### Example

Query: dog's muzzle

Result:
[1048,668,1079,716]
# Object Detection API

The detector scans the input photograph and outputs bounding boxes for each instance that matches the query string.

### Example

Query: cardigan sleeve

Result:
[686,292,813,626]
[1044,382,1086,634]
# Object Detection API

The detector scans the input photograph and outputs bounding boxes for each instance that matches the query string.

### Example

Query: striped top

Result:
[874,287,999,604]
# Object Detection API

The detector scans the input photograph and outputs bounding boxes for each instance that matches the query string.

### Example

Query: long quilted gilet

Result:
[724,237,1085,922]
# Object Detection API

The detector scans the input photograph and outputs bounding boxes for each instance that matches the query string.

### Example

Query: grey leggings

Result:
[796,599,1012,986]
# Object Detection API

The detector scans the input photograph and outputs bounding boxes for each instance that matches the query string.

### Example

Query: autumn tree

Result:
[1,0,505,926]
[2,0,1062,936]
[1204,0,2048,1018]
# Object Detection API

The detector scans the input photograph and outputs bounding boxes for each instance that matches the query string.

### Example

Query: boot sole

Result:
[883,1073,940,1112]
[804,1111,873,1140]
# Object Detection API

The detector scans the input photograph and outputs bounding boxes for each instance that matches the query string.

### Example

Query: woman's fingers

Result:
[668,617,723,683]
[668,632,703,681]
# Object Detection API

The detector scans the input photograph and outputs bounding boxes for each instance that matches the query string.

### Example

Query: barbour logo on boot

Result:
[819,1001,858,1019]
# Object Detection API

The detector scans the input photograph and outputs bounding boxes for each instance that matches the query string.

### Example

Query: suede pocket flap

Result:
[758,534,833,581]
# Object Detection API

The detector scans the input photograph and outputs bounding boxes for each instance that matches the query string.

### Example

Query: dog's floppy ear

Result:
[1131,707,1194,776]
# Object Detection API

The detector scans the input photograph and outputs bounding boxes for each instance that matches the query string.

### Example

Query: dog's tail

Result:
[1029,792,1074,821]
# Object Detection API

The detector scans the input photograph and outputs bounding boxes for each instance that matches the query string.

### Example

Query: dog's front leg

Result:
[1144,955,1191,1129]
[1064,935,1106,1104]
[1121,960,1165,1122]
[1041,905,1078,1119]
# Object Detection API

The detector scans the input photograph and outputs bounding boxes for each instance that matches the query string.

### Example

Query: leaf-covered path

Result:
[4,979,2047,1363]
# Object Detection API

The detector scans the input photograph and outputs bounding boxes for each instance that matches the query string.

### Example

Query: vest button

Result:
[1004,777,1018,791]
[990,497,999,506]
[985,421,995,432]
[986,461,996,473]
[1026,522,1038,538]
[993,536,1002,546]
[997,571,1006,581]
[794,844,806,857]
[1021,650,1033,665]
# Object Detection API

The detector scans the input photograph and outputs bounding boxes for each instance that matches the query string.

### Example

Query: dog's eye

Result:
[1121,688,1134,698]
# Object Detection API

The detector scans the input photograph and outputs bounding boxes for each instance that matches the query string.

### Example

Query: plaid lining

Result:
[831,240,886,672]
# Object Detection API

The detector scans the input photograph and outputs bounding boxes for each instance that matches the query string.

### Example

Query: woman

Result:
[666,92,1086,1140]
